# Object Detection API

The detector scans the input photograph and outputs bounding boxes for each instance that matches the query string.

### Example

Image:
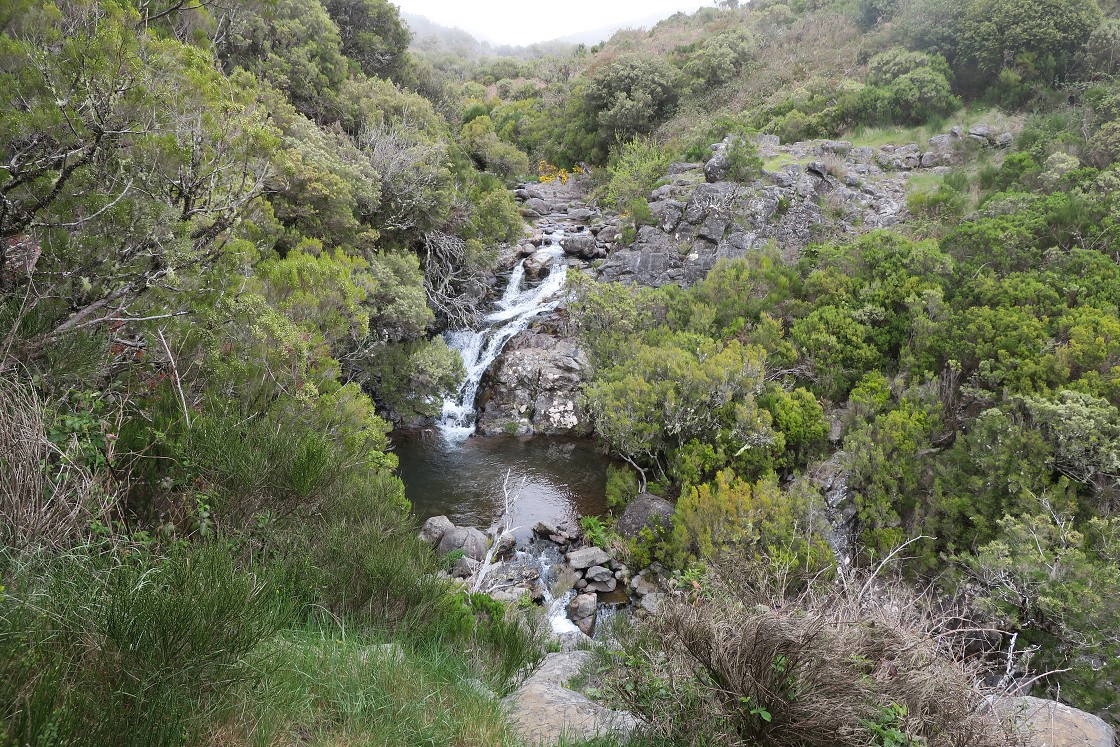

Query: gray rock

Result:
[475,326,591,437]
[969,123,991,141]
[568,207,593,222]
[514,189,531,200]
[533,519,561,538]
[667,161,703,175]
[996,132,1014,148]
[585,565,614,583]
[617,494,675,539]
[524,197,553,215]
[566,546,611,570]
[995,696,1114,747]
[418,515,454,546]
[649,199,685,232]
[575,578,588,590]
[630,574,659,597]
[523,249,553,279]
[503,652,638,745]
[561,233,598,259]
[820,140,853,155]
[526,188,544,200]
[436,526,488,561]
[704,150,732,183]
[929,133,953,150]
[452,555,480,579]
[587,578,618,593]
[950,125,964,139]
[596,225,620,245]
[639,593,666,614]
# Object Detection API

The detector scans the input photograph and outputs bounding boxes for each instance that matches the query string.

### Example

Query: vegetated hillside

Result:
[1,0,1119,743]
[471,0,1120,728]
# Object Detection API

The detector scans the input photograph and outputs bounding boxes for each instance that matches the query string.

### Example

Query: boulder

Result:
[418,515,455,546]
[523,249,553,279]
[639,592,666,615]
[996,132,1014,148]
[475,324,590,437]
[995,696,1114,747]
[704,149,732,183]
[567,206,593,222]
[561,233,598,259]
[567,546,611,570]
[585,565,614,583]
[524,197,553,215]
[503,652,638,746]
[437,526,488,561]
[968,123,991,141]
[586,578,618,593]
[617,494,675,539]
[596,225,620,245]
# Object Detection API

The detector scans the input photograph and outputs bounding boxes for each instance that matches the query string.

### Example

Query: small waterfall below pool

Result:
[438,235,569,442]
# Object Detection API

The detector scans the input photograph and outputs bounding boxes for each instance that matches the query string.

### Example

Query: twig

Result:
[157,327,190,428]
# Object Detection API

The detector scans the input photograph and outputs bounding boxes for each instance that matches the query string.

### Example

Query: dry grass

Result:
[615,561,1027,747]
[0,376,106,549]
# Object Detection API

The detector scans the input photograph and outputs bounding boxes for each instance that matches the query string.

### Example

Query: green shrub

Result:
[0,544,293,747]
[605,464,640,510]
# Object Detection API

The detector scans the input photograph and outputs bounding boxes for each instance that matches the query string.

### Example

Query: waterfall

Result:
[438,236,569,442]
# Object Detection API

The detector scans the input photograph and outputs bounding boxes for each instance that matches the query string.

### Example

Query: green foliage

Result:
[957,0,1103,88]
[602,136,677,212]
[963,512,1120,711]
[0,544,294,746]
[323,0,411,82]
[669,470,834,574]
[584,53,682,147]
[605,464,641,510]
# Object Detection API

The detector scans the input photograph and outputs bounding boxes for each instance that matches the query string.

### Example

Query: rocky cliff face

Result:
[475,315,591,437]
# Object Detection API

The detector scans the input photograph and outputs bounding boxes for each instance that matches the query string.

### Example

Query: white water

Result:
[438,237,569,442]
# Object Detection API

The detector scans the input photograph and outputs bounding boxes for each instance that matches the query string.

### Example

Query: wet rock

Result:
[504,652,637,745]
[995,696,1114,747]
[475,327,591,437]
[523,249,553,279]
[418,515,454,546]
[617,494,675,539]
[587,578,618,593]
[566,546,611,570]
[567,592,598,636]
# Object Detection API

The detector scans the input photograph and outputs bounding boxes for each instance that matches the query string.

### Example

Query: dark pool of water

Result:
[394,431,611,540]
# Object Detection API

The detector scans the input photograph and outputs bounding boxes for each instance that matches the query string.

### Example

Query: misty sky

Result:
[393,0,708,46]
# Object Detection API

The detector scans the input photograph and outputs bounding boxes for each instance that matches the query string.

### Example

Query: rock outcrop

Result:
[996,696,1115,747]
[503,651,638,746]
[475,321,591,438]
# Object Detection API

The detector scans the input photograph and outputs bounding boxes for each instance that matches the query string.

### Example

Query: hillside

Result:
[1,0,1119,744]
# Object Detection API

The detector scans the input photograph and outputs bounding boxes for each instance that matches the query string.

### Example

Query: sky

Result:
[393,0,709,46]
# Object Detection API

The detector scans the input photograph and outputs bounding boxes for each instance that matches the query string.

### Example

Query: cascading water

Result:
[438,234,570,442]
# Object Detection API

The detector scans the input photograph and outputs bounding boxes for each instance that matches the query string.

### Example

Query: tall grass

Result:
[0,544,294,746]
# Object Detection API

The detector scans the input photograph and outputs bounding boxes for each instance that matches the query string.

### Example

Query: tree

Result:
[958,0,1103,86]
[584,53,681,147]
[324,0,411,82]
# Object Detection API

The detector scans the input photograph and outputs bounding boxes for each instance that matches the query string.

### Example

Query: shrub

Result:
[601,136,677,212]
[605,566,1019,747]
[0,544,293,747]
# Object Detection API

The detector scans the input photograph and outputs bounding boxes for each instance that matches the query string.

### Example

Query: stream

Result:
[395,217,610,535]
